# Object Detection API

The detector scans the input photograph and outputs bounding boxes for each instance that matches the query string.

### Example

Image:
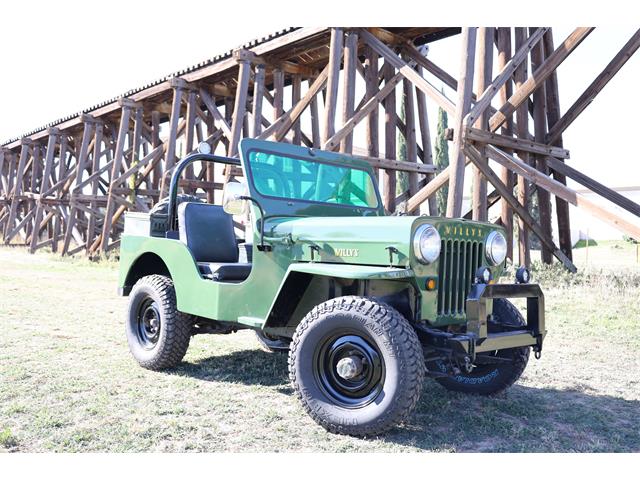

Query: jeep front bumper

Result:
[418,283,546,364]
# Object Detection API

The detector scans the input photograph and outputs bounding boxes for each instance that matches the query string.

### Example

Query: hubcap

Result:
[315,333,385,408]
[136,298,161,349]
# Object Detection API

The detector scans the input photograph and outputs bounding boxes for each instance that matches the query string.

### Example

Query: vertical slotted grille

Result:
[437,239,484,317]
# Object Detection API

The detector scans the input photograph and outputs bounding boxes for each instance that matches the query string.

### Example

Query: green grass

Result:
[0,246,639,452]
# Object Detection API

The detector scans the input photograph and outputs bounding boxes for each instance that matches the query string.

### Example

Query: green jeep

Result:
[118,139,545,436]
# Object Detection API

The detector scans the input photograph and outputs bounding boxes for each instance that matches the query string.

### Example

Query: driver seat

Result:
[177,202,252,282]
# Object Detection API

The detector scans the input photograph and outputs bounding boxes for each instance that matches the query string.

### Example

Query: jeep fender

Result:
[263,263,417,331]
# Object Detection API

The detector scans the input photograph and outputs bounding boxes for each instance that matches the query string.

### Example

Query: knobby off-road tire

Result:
[289,296,425,437]
[254,330,290,353]
[126,275,192,370]
[435,298,530,395]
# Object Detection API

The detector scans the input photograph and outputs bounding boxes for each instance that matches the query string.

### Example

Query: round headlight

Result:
[485,231,507,265]
[413,224,441,264]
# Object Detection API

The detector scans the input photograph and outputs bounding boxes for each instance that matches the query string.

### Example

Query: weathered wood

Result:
[466,145,577,272]
[361,28,456,116]
[99,106,132,254]
[340,32,358,153]
[29,132,58,252]
[414,76,436,215]
[530,30,553,264]
[488,145,640,241]
[382,61,397,213]
[514,28,530,267]
[496,27,514,260]
[489,27,594,132]
[543,29,572,262]
[251,64,266,137]
[406,156,472,213]
[547,28,640,144]
[402,77,419,212]
[465,27,547,126]
[466,128,570,159]
[364,47,380,170]
[322,28,344,144]
[471,27,493,222]
[227,56,252,158]
[446,27,477,218]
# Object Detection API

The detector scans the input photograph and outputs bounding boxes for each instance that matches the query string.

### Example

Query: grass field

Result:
[1,244,639,452]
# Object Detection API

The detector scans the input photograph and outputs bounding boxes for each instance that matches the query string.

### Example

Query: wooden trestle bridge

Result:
[1,27,639,270]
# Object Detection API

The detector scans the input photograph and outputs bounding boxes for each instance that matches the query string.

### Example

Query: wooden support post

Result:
[252,64,266,137]
[227,53,252,159]
[87,123,103,251]
[382,61,397,213]
[514,28,530,267]
[466,145,576,272]
[471,27,493,222]
[322,28,344,144]
[547,28,640,144]
[530,29,553,264]
[414,56,437,216]
[402,77,419,211]
[150,111,162,191]
[446,27,477,218]
[184,90,197,190]
[541,29,573,262]
[61,122,94,255]
[489,27,594,132]
[364,47,380,170]
[291,74,303,145]
[496,27,514,260]
[272,68,285,127]
[29,131,58,252]
[99,105,132,255]
[165,82,183,170]
[340,31,358,153]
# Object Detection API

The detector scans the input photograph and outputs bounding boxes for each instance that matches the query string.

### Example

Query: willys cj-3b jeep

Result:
[118,139,545,436]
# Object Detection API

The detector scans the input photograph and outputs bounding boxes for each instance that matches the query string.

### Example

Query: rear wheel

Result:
[289,296,425,436]
[126,275,192,370]
[434,298,530,395]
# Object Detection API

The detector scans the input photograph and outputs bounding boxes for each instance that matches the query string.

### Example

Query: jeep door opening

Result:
[118,139,546,436]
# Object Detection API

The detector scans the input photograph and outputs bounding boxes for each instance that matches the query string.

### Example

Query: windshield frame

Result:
[244,147,383,212]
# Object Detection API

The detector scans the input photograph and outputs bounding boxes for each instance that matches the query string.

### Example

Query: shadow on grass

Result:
[174,349,640,452]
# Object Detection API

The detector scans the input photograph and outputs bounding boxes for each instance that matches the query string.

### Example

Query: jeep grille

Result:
[437,239,484,317]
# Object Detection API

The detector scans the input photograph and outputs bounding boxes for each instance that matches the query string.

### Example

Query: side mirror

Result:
[222,181,248,215]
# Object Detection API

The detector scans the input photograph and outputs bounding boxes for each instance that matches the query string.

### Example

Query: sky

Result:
[1,1,639,195]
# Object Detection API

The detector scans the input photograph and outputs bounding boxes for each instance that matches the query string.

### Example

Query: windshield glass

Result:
[247,150,379,209]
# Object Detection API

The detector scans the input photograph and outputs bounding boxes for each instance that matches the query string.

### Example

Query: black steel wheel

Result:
[126,275,192,370]
[433,298,530,395]
[254,330,290,353]
[289,296,425,437]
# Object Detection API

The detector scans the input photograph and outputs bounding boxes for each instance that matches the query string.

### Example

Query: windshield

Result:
[246,150,379,209]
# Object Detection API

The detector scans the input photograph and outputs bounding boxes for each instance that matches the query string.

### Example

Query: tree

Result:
[396,91,409,196]
[435,106,449,216]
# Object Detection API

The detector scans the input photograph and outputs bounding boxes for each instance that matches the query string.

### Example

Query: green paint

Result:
[119,139,506,330]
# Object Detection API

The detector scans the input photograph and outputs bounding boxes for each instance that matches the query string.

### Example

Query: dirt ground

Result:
[0,245,639,452]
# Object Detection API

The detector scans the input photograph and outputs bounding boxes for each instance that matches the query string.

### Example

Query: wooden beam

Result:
[414,58,436,216]
[322,28,344,144]
[488,145,640,241]
[466,145,577,272]
[340,32,358,153]
[227,55,252,158]
[496,27,514,260]
[364,47,380,170]
[471,27,493,222]
[382,61,397,213]
[547,28,640,144]
[465,127,570,159]
[489,27,594,132]
[446,27,477,218]
[360,28,456,116]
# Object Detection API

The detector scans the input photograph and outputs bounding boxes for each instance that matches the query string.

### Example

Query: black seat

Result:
[177,202,252,282]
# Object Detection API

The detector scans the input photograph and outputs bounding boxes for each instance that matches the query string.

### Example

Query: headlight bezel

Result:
[485,230,507,265]
[413,224,441,264]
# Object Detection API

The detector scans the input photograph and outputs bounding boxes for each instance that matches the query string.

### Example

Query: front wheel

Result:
[288,296,425,436]
[126,275,192,370]
[434,298,530,395]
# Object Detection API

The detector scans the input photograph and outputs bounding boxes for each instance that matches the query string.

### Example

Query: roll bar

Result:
[167,152,241,231]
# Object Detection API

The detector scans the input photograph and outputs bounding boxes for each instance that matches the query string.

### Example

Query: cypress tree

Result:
[435,106,449,216]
